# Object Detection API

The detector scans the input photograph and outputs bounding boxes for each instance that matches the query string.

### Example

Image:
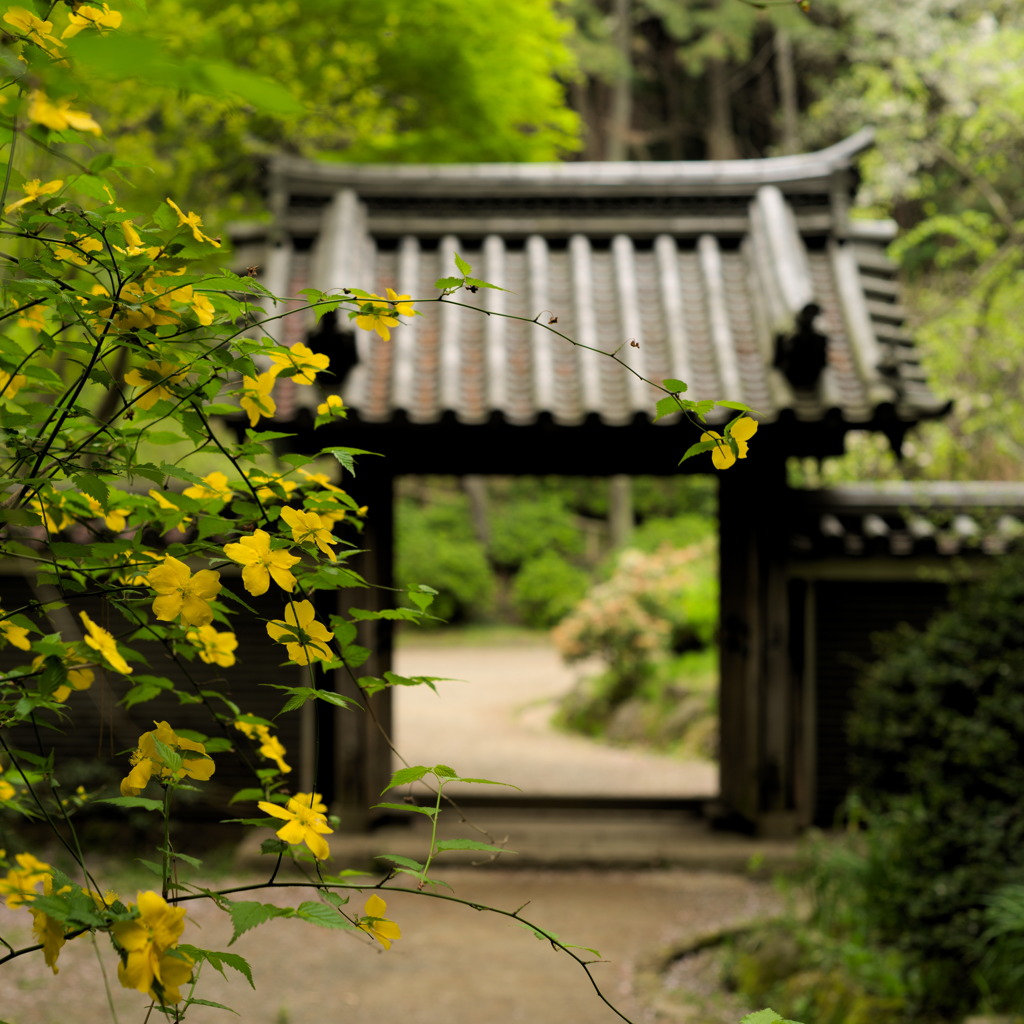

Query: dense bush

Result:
[511,551,590,628]
[813,554,1024,1017]
[488,493,584,569]
[395,497,495,623]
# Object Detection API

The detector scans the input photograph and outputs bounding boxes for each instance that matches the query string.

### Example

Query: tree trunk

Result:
[605,0,633,160]
[774,29,800,155]
[705,57,740,160]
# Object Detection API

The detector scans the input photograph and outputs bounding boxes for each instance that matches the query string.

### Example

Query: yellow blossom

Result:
[112,890,193,1004]
[257,794,332,859]
[234,719,292,774]
[701,416,757,470]
[4,178,63,214]
[0,369,27,399]
[165,197,220,247]
[32,647,94,702]
[3,6,64,56]
[124,361,188,410]
[0,611,30,650]
[79,610,132,674]
[266,599,334,666]
[146,555,221,627]
[61,2,122,38]
[279,505,338,561]
[353,296,400,341]
[292,791,328,815]
[185,625,237,667]
[31,874,71,973]
[222,529,300,596]
[357,894,402,950]
[182,471,233,504]
[0,780,14,801]
[316,394,346,417]
[266,342,330,386]
[15,302,45,332]
[147,490,190,533]
[83,494,129,532]
[248,469,299,501]
[238,372,276,427]
[120,721,214,796]
[27,91,101,135]
[190,291,215,325]
[0,852,51,907]
[53,233,103,266]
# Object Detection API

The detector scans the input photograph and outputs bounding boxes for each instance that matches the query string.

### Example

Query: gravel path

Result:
[393,640,717,799]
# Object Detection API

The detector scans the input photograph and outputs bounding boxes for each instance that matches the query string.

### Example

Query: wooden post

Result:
[321,467,395,832]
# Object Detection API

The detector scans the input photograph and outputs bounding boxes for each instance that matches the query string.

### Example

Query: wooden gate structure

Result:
[226,130,960,833]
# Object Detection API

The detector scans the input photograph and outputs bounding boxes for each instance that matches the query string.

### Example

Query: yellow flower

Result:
[0,611,30,651]
[146,555,221,627]
[31,874,70,973]
[248,469,298,501]
[112,890,193,1005]
[222,529,300,596]
[79,611,132,674]
[61,2,122,38]
[257,794,332,859]
[147,489,190,533]
[238,372,276,427]
[83,494,129,532]
[124,360,187,410]
[53,233,103,266]
[266,342,330,386]
[0,852,51,907]
[185,625,237,667]
[182,471,233,504]
[32,647,94,702]
[292,791,327,815]
[0,780,14,801]
[3,6,64,56]
[701,416,758,470]
[279,506,337,561]
[266,599,334,666]
[353,296,401,341]
[165,197,220,247]
[120,721,215,796]
[357,894,401,950]
[0,369,27,399]
[15,302,45,332]
[27,91,101,135]
[4,178,63,214]
[190,291,215,325]
[316,394,346,417]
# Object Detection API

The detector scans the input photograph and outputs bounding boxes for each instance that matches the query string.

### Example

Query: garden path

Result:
[392,635,717,800]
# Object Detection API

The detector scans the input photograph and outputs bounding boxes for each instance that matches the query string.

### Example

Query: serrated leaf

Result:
[463,276,507,291]
[182,998,238,1012]
[454,777,521,788]
[296,901,353,930]
[434,839,514,854]
[179,945,255,989]
[372,801,439,818]
[227,901,293,945]
[382,765,431,792]
[260,838,289,855]
[322,446,380,477]
[454,252,472,277]
[434,276,464,290]
[662,378,689,392]
[375,853,427,872]
[654,395,683,421]
[740,1011,784,1024]
[95,796,163,811]
[73,473,108,508]
[717,400,753,412]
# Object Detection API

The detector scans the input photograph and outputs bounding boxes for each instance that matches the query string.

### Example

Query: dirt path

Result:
[393,640,717,799]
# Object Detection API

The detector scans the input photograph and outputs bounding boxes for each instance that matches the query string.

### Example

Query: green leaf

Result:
[716,400,753,412]
[178,945,255,990]
[740,1011,785,1024]
[434,276,464,290]
[73,473,108,508]
[382,765,431,792]
[678,438,721,464]
[375,853,427,872]
[662,378,689,393]
[296,901,354,930]
[322,446,381,477]
[95,796,163,812]
[454,252,472,277]
[227,901,293,945]
[372,801,439,818]
[654,395,683,421]
[259,838,289,855]
[454,777,521,788]
[434,838,514,854]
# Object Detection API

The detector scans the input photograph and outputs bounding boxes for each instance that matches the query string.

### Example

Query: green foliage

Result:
[96,0,582,216]
[488,494,584,569]
[395,497,495,624]
[511,551,590,629]
[779,552,1024,1017]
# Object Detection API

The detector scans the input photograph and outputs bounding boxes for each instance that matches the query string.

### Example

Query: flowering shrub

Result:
[0,3,758,1019]
[553,540,718,748]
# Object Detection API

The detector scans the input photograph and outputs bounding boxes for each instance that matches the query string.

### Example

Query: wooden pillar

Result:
[319,467,394,832]
[717,455,797,834]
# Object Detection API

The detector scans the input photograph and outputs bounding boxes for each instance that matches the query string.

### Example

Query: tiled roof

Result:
[235,130,948,451]
[788,484,1024,560]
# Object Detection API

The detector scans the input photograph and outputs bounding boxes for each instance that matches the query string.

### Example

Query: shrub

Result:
[396,498,495,623]
[488,494,583,569]
[511,551,590,628]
